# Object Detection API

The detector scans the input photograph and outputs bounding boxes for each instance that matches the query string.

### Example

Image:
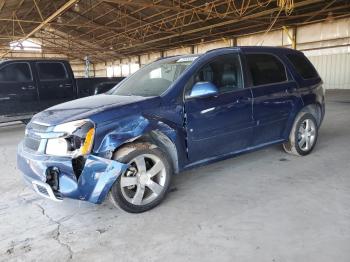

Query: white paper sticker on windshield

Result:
[176,57,198,63]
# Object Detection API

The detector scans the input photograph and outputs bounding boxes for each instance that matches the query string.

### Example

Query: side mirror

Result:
[188,82,219,99]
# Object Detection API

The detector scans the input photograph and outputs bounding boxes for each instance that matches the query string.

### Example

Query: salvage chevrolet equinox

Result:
[17,47,325,213]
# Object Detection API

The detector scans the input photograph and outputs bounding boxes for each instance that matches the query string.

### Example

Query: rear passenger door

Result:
[0,62,39,117]
[245,53,301,145]
[36,62,74,110]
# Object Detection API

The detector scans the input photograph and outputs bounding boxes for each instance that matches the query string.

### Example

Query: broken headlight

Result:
[45,119,95,157]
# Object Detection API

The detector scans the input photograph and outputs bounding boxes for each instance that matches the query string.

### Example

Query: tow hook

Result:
[46,167,60,191]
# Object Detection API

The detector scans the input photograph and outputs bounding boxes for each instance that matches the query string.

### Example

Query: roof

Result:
[0,59,68,63]
[239,46,303,54]
[0,0,349,62]
[156,46,302,63]
[204,46,303,54]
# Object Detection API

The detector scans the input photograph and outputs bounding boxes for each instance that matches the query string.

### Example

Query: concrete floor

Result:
[0,91,350,262]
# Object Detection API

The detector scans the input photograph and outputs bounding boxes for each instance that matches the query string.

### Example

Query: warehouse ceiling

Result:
[0,0,349,62]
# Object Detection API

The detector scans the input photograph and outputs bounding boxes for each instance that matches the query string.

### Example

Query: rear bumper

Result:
[17,142,128,204]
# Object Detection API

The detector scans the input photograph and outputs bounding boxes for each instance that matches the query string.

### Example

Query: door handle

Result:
[200,107,215,114]
[233,97,250,104]
[285,87,297,94]
[21,86,35,90]
[232,97,250,108]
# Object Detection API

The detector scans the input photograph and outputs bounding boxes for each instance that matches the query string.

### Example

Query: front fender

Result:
[94,115,151,157]
[93,114,185,172]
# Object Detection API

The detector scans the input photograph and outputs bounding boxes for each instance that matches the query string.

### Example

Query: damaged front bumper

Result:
[17,142,128,204]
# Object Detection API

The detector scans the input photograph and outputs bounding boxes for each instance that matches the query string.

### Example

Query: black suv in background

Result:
[0,59,124,123]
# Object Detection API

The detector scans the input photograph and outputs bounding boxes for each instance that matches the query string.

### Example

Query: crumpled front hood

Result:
[31,94,159,126]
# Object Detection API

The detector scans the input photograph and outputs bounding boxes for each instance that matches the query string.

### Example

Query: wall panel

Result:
[308,53,350,89]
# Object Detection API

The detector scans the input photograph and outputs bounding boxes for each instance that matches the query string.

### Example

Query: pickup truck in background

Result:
[0,59,124,123]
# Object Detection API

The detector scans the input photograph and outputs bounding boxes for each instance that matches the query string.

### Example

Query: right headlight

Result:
[45,119,95,157]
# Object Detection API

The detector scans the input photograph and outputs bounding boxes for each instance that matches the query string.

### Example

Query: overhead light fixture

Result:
[326,11,334,23]
[73,3,80,12]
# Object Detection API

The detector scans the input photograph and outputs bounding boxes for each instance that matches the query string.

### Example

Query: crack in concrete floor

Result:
[34,202,74,260]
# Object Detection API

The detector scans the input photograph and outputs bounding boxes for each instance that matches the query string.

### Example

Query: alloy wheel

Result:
[120,154,167,205]
[297,119,316,151]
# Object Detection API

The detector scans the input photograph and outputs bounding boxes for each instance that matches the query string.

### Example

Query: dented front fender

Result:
[93,115,184,171]
[95,115,151,157]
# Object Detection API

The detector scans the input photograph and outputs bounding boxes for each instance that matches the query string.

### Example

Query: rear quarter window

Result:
[37,62,68,80]
[286,53,318,79]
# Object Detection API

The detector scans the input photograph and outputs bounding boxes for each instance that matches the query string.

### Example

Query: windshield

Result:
[108,56,197,97]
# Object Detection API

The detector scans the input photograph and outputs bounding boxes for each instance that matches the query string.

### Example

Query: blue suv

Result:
[17,47,325,213]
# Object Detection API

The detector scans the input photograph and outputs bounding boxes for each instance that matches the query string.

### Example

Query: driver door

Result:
[184,53,254,163]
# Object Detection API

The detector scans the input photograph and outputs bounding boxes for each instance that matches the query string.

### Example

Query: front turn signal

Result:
[80,128,95,156]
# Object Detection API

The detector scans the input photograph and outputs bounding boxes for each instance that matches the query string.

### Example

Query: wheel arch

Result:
[113,131,180,174]
[94,115,182,174]
[299,103,323,127]
[284,102,323,140]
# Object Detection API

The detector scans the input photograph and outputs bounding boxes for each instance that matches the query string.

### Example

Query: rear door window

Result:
[246,54,287,86]
[286,53,318,79]
[0,63,32,82]
[37,62,68,80]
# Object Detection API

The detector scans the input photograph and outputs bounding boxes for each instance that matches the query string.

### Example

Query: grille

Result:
[24,122,49,152]
[36,184,49,196]
[32,181,62,202]
[24,136,40,151]
[30,122,49,132]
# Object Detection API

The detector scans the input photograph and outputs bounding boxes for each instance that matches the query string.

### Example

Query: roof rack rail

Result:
[205,47,239,53]
[155,55,179,61]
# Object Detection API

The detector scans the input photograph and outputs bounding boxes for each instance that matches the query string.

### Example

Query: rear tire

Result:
[283,112,318,156]
[109,142,172,213]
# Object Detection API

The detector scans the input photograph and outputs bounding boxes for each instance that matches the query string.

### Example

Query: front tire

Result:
[283,112,318,156]
[21,119,31,125]
[110,142,172,213]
